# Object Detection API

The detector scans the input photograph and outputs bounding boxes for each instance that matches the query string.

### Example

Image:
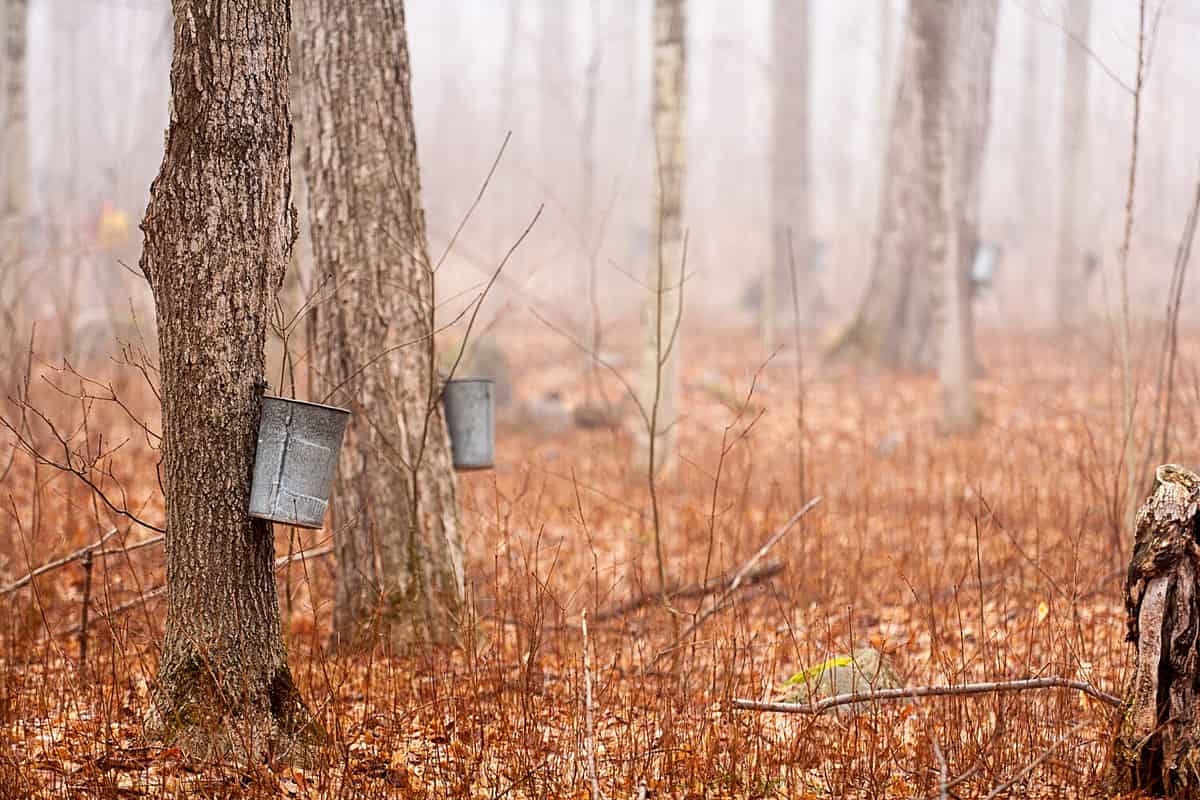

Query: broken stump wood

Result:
[1112,464,1200,796]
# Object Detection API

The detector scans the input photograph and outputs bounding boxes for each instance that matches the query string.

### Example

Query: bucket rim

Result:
[445,377,495,386]
[261,394,351,416]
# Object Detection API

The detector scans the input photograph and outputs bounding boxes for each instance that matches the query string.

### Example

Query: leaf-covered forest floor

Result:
[0,325,1189,798]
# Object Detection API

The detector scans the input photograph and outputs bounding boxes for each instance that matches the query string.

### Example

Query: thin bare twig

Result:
[582,611,603,800]
[982,721,1087,800]
[1117,0,1147,534]
[77,551,94,671]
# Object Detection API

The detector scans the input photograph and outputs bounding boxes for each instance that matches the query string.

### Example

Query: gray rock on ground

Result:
[781,647,903,716]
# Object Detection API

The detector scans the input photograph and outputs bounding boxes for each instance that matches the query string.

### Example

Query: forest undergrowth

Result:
[0,326,1189,799]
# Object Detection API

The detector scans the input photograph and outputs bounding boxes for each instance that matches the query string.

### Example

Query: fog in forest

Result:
[9,3,1200,793]
[12,0,1199,348]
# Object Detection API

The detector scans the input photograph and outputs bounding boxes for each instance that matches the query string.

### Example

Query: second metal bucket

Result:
[249,395,351,529]
[443,378,494,470]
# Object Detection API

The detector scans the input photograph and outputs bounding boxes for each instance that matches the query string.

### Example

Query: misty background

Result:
[13,0,1200,348]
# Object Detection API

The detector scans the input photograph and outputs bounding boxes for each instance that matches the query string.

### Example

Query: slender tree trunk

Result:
[915,0,955,404]
[1054,0,1090,329]
[937,0,998,432]
[540,0,570,196]
[581,0,601,360]
[297,0,463,649]
[634,0,686,472]
[497,0,522,248]
[139,0,314,761]
[764,0,813,352]
[501,0,521,121]
[870,0,895,244]
[1021,6,1040,236]
[1,0,27,271]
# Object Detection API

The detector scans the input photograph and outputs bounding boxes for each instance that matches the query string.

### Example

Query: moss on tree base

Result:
[145,655,325,766]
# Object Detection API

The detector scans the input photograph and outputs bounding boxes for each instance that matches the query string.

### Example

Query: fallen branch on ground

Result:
[593,559,784,622]
[62,544,335,635]
[653,496,822,664]
[732,676,1120,715]
[1,527,120,596]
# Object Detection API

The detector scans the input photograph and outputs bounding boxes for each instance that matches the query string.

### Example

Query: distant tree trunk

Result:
[937,0,998,432]
[1020,5,1041,238]
[832,0,995,390]
[1054,0,1090,329]
[501,0,521,119]
[831,5,937,370]
[581,0,601,359]
[634,0,686,472]
[297,0,463,649]
[497,0,522,247]
[1113,465,1200,795]
[540,0,570,190]
[139,0,315,761]
[871,0,895,235]
[1,0,28,271]
[764,0,813,351]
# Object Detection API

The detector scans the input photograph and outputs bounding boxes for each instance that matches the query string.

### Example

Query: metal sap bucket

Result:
[443,378,494,470]
[249,395,351,529]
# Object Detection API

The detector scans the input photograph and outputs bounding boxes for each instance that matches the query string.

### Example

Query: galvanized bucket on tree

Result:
[443,378,494,470]
[249,395,351,529]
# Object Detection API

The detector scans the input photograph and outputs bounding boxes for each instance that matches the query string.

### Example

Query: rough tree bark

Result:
[634,0,686,473]
[1,0,27,270]
[1113,464,1200,795]
[763,0,815,351]
[139,0,315,760]
[1054,0,1090,329]
[297,0,463,649]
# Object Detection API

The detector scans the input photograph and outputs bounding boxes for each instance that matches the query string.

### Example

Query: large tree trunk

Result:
[634,0,686,473]
[297,0,463,649]
[1054,0,1090,329]
[763,0,814,351]
[1113,465,1200,795]
[139,0,313,761]
[1,0,27,271]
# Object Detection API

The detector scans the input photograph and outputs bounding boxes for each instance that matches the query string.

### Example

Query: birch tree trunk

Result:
[1,0,27,272]
[297,0,463,649]
[1054,0,1090,329]
[139,0,314,761]
[763,0,812,351]
[634,0,686,473]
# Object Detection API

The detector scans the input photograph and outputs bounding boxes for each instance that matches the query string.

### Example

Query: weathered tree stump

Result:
[1112,464,1200,796]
